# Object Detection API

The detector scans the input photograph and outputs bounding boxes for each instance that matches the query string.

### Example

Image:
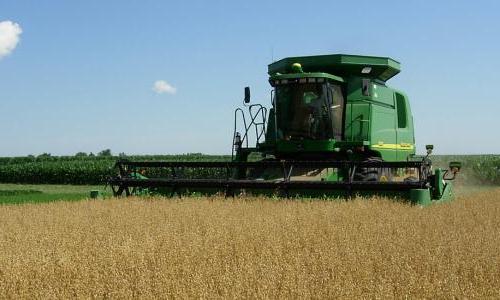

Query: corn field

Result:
[0,190,499,298]
[0,154,230,185]
[0,154,499,185]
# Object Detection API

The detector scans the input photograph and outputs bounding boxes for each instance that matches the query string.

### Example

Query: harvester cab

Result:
[109,54,460,205]
[241,54,413,162]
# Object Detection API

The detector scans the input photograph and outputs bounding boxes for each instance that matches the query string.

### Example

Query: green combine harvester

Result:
[109,54,461,205]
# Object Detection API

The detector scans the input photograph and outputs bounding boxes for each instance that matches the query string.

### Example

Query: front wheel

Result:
[354,157,393,182]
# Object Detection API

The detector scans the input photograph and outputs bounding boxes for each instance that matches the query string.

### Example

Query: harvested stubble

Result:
[1,190,500,299]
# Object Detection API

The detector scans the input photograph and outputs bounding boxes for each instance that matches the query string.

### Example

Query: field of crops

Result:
[0,153,498,296]
[0,190,499,298]
[0,154,499,185]
[0,184,105,205]
[0,154,230,185]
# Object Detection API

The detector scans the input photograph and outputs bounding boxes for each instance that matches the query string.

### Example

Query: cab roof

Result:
[268,54,401,82]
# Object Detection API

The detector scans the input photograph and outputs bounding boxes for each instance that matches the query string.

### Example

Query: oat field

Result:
[1,190,500,298]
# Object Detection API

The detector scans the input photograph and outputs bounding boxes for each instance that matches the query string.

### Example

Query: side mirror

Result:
[425,144,434,155]
[449,161,462,172]
[444,161,462,180]
[244,86,251,103]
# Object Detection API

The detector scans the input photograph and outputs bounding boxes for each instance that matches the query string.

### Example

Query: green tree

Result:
[98,149,112,157]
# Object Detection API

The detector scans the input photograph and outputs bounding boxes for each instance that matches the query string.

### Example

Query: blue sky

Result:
[0,0,499,156]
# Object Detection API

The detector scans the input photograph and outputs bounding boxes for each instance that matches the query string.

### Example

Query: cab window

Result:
[395,93,407,128]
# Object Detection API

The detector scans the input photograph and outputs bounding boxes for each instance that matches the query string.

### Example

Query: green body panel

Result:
[345,78,416,161]
[409,171,455,206]
[433,168,447,199]
[437,182,455,202]
[345,101,371,143]
[410,189,431,205]
[370,103,397,161]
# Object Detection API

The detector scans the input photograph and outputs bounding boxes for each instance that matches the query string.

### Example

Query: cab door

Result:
[327,83,345,140]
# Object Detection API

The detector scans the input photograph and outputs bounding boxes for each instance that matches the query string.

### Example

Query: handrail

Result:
[232,104,268,159]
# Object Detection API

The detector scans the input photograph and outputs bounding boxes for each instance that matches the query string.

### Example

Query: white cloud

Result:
[153,80,177,95]
[0,20,22,59]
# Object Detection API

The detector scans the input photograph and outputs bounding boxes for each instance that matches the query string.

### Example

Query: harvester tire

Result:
[354,157,392,182]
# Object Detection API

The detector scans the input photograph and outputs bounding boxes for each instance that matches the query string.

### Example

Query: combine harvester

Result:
[109,54,460,205]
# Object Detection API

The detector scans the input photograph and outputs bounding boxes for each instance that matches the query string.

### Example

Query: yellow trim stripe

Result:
[370,143,415,150]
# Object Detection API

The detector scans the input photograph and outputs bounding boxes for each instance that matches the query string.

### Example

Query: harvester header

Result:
[268,54,400,82]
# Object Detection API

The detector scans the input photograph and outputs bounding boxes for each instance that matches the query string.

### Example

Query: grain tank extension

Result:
[109,54,460,204]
